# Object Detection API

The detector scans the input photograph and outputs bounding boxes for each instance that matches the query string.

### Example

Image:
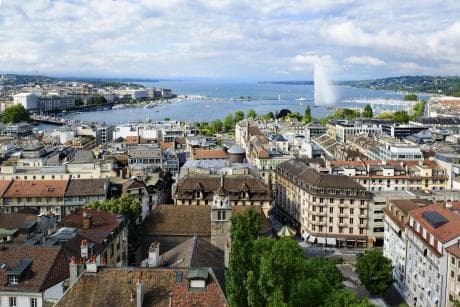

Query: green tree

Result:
[86,193,141,264]
[210,119,223,134]
[86,193,141,226]
[404,93,417,101]
[87,96,107,106]
[2,104,30,124]
[262,112,275,121]
[193,121,201,129]
[234,110,245,123]
[324,289,375,307]
[363,104,373,118]
[303,105,312,123]
[75,97,84,107]
[226,208,261,307]
[376,111,394,120]
[224,114,235,132]
[247,109,257,119]
[356,249,393,296]
[410,100,426,120]
[392,110,410,123]
[258,239,305,305]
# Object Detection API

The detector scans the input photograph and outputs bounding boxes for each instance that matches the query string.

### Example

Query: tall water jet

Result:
[314,61,336,106]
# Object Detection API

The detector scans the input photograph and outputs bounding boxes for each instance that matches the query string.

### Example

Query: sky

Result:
[0,0,460,81]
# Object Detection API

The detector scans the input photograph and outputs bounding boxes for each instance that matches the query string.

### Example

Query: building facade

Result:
[275,159,371,247]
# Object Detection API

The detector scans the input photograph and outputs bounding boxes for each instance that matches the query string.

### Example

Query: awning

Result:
[317,237,326,244]
[302,232,309,241]
[326,238,337,246]
[308,235,316,243]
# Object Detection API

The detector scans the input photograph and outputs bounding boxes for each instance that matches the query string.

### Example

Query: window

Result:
[9,275,19,285]
[30,298,38,307]
[329,198,333,203]
[340,199,344,204]
[329,226,333,232]
[349,227,353,234]
[329,207,333,213]
[9,297,17,307]
[350,208,354,215]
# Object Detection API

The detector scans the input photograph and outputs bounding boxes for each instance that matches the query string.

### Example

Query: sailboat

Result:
[278,94,281,101]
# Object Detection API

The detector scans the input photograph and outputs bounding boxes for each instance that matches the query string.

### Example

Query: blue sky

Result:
[0,0,459,81]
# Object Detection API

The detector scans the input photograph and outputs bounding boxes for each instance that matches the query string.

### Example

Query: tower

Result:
[211,176,232,260]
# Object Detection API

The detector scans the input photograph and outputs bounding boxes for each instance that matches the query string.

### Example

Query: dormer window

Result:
[188,269,208,291]
[7,259,32,287]
[9,275,19,285]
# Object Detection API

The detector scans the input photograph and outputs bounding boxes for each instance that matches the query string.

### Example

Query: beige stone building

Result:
[275,159,371,247]
[173,174,273,216]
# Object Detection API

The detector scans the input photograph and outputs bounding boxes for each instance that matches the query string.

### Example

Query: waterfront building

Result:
[275,159,371,247]
[37,95,75,113]
[332,119,383,143]
[12,92,39,110]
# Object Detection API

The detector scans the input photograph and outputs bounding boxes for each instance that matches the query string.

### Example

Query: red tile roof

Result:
[192,149,227,160]
[60,208,127,245]
[57,268,227,307]
[0,180,12,197]
[409,202,460,243]
[0,245,69,293]
[3,180,68,197]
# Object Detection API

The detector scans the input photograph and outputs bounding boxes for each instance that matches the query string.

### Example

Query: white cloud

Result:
[344,56,386,66]
[0,0,459,79]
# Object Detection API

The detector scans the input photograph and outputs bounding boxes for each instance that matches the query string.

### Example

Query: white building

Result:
[13,92,39,110]
[404,202,460,307]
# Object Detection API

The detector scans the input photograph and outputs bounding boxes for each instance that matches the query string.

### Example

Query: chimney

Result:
[136,273,144,307]
[148,242,160,267]
[86,255,98,273]
[81,239,89,259]
[224,240,230,268]
[69,256,81,286]
[83,211,93,229]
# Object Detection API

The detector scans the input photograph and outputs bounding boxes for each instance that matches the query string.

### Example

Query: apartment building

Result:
[404,202,460,307]
[0,179,111,219]
[327,160,448,192]
[275,159,371,247]
[383,199,428,298]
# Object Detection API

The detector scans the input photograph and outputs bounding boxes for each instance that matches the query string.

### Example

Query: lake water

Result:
[70,81,430,125]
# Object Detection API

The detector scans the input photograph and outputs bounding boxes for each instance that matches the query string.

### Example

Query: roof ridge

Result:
[189,235,198,269]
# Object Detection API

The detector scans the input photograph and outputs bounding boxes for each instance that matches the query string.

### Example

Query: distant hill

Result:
[339,76,460,96]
